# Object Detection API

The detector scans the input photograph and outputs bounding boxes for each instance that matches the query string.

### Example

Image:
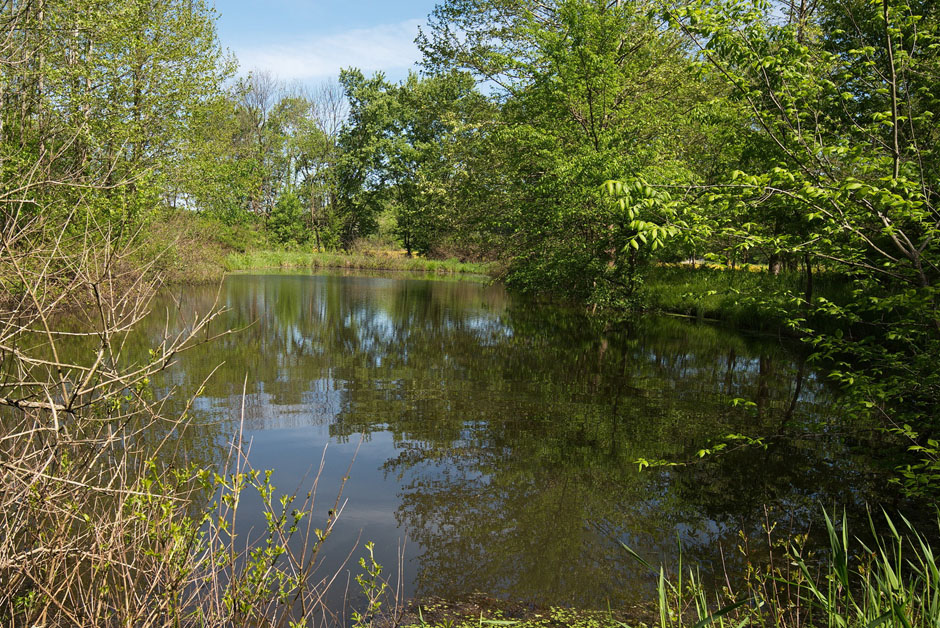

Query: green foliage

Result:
[181,90,258,223]
[181,71,346,254]
[333,69,398,248]
[268,191,311,245]
[351,541,390,628]
[134,457,338,626]
[332,69,488,255]
[604,0,940,493]
[129,209,269,282]
[638,265,854,329]
[391,71,489,257]
[893,425,940,494]
[419,0,721,299]
[0,0,229,229]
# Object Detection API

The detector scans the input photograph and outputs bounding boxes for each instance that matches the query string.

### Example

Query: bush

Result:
[268,191,311,246]
[0,209,353,626]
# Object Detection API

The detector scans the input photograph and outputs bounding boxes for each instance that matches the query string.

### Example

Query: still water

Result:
[138,272,901,609]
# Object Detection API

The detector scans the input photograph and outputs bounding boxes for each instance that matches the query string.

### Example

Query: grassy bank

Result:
[639,265,853,332]
[137,210,270,283]
[136,210,494,282]
[224,249,493,276]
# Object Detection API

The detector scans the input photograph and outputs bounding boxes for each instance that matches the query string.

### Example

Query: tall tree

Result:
[0,0,228,225]
[303,79,349,251]
[387,71,489,257]
[419,0,716,298]
[333,69,399,248]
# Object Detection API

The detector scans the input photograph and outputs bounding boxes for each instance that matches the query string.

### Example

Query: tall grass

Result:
[625,509,940,628]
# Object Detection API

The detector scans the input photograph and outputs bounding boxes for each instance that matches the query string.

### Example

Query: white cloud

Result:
[234,19,424,80]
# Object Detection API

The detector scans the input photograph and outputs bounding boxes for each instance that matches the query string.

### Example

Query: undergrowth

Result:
[641,266,853,332]
[130,210,494,281]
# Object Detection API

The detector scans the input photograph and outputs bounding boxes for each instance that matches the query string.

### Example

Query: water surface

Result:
[135,272,901,609]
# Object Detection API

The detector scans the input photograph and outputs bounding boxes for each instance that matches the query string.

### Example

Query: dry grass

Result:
[0,207,368,626]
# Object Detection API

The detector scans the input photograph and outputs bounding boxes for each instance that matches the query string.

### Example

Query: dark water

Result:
[126,272,903,609]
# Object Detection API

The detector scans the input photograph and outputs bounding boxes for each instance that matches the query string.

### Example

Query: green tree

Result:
[385,71,489,257]
[0,0,228,227]
[419,0,716,299]
[333,69,399,248]
[179,88,257,223]
[294,81,346,251]
[612,0,940,492]
[268,191,310,245]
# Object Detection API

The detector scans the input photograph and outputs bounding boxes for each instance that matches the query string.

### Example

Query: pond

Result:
[130,272,905,610]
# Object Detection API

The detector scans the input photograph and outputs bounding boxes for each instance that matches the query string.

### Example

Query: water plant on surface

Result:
[403,603,631,628]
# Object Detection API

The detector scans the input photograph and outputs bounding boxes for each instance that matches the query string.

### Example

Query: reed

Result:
[624,509,940,628]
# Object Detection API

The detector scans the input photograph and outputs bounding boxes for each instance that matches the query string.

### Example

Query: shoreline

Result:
[223,249,495,277]
[387,594,649,628]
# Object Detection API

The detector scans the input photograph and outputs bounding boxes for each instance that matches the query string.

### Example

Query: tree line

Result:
[3,0,939,490]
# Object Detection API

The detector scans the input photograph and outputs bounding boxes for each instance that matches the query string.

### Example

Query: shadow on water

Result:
[71,272,921,610]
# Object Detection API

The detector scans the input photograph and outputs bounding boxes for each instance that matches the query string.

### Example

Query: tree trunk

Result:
[769,252,781,276]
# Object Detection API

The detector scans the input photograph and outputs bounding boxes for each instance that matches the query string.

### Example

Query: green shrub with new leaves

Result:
[268,191,312,245]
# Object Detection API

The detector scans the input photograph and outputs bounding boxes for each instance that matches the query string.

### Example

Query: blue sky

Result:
[213,0,440,84]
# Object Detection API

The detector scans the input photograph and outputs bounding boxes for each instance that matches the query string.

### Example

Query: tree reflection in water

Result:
[102,272,907,609]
